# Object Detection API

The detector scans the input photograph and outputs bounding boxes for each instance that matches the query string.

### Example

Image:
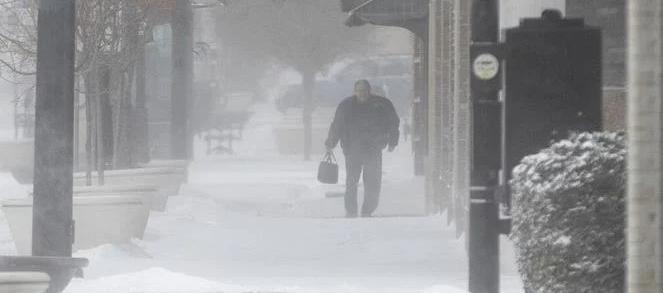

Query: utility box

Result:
[504,10,602,177]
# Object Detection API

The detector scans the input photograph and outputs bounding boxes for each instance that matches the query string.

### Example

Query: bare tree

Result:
[0,0,162,173]
[0,0,37,75]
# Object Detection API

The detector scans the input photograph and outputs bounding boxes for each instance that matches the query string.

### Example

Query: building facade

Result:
[566,0,626,131]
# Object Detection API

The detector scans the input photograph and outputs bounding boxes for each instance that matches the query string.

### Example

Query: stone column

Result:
[412,36,428,176]
[627,1,663,292]
[170,0,194,160]
[427,0,443,214]
[440,0,455,217]
[452,0,472,237]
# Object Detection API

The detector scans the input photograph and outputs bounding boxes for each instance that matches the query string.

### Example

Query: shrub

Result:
[510,132,625,293]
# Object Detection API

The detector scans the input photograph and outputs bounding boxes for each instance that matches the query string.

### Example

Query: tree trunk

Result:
[32,0,76,257]
[133,40,150,164]
[74,76,80,172]
[12,83,18,140]
[626,0,663,292]
[170,0,194,160]
[97,64,113,184]
[84,68,97,186]
[113,69,133,169]
[121,2,149,166]
[301,70,315,161]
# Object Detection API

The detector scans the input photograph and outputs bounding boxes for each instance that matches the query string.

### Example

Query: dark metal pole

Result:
[32,0,76,257]
[171,0,194,160]
[469,0,501,292]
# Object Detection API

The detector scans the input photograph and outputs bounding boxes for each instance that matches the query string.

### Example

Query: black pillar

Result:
[32,0,76,257]
[469,0,501,292]
[171,0,194,160]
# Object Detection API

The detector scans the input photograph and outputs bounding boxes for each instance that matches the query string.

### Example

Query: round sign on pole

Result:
[473,53,500,80]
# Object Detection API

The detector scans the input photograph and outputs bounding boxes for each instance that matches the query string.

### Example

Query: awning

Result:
[341,0,367,13]
[340,0,429,37]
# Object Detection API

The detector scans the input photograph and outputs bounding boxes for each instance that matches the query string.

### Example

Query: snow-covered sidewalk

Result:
[0,103,524,292]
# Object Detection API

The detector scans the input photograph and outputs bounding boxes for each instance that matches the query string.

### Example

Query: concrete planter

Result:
[0,140,34,184]
[73,184,160,212]
[2,195,149,255]
[71,188,154,238]
[74,167,187,211]
[138,160,189,183]
[0,272,49,293]
[138,159,189,169]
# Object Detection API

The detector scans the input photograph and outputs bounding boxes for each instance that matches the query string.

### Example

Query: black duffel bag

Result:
[317,151,338,184]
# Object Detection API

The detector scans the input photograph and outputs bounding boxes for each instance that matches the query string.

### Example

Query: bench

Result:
[0,256,87,293]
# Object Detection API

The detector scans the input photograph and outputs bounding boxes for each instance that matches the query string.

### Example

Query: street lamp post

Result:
[170,0,194,160]
[468,0,501,292]
[169,0,222,160]
[32,0,77,257]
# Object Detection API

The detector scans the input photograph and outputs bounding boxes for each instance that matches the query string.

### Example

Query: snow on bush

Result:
[510,132,625,293]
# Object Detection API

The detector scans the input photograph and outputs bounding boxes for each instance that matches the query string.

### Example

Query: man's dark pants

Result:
[344,148,382,216]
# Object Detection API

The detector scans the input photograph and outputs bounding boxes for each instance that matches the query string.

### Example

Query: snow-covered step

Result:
[2,195,149,255]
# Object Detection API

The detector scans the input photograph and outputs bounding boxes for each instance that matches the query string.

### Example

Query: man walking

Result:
[325,80,400,218]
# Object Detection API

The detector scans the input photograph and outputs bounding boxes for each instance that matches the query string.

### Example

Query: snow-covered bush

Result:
[510,132,625,293]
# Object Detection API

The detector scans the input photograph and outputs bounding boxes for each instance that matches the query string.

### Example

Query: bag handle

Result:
[323,151,337,163]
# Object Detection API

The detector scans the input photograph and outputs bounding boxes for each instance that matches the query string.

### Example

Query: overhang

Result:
[341,0,429,38]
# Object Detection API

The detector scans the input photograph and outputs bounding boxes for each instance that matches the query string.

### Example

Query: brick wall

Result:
[566,0,626,130]
[566,0,625,87]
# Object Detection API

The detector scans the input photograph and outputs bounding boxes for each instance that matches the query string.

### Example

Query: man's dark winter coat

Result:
[325,95,400,153]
